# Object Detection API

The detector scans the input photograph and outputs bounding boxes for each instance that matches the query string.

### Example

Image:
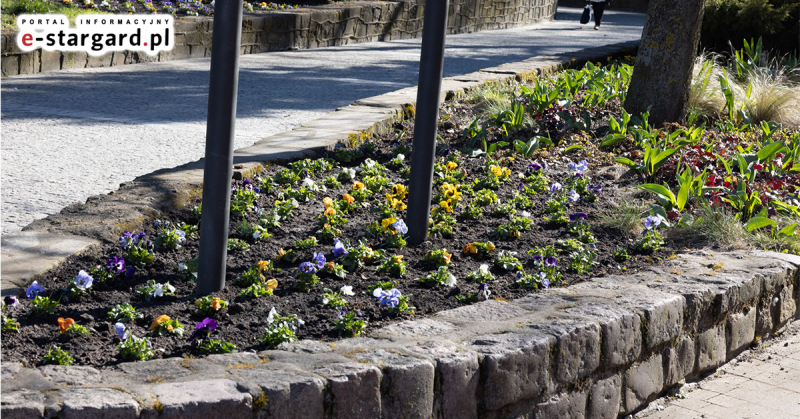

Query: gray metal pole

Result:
[197,0,244,294]
[406,0,450,246]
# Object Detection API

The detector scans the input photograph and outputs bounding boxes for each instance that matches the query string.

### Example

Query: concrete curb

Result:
[2,250,799,418]
[0,39,640,296]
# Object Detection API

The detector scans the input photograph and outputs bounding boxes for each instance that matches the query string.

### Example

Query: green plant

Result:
[194,295,227,316]
[319,288,348,309]
[42,345,74,366]
[227,238,250,251]
[613,247,630,262]
[135,280,175,302]
[294,236,319,249]
[495,251,522,271]
[29,295,59,315]
[334,309,368,337]
[615,144,684,181]
[262,309,303,349]
[376,255,408,277]
[107,303,143,323]
[416,266,457,287]
[118,335,155,361]
[230,188,258,216]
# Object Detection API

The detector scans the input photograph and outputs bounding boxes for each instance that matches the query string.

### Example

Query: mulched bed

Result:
[1,67,671,369]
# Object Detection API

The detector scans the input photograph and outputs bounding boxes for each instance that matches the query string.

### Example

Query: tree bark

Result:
[624,0,705,126]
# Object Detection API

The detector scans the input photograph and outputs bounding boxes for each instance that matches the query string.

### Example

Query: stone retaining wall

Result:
[2,250,799,418]
[0,0,557,76]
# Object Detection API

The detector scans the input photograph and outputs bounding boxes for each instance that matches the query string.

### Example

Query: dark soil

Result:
[1,78,670,369]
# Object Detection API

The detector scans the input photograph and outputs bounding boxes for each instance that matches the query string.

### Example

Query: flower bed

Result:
[4,49,798,369]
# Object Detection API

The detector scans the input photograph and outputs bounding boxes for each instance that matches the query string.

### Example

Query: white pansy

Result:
[445,274,457,287]
[479,264,490,274]
[267,307,278,324]
[340,285,355,296]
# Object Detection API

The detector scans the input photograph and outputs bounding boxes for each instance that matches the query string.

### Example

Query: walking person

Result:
[588,0,609,30]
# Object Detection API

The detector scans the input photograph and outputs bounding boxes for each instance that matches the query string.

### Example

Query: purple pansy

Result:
[569,212,588,222]
[26,281,44,299]
[107,256,126,273]
[299,261,317,274]
[4,295,18,309]
[373,288,401,308]
[125,265,137,277]
[550,183,562,193]
[644,215,662,230]
[545,256,558,268]
[392,219,408,235]
[332,239,348,258]
[115,322,128,340]
[312,253,326,269]
[568,190,580,203]
[196,317,218,331]
[74,270,94,290]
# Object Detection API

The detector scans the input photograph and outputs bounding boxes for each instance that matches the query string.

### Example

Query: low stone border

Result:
[0,39,640,294]
[1,0,557,76]
[2,250,799,418]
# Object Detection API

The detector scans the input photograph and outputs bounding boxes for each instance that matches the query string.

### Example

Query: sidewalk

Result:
[639,321,800,419]
[0,7,644,234]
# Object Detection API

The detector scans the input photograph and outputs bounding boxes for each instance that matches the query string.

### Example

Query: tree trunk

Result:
[624,0,705,126]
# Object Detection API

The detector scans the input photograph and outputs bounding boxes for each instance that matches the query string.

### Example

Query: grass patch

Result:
[669,204,749,249]
[468,82,514,116]
[599,198,647,237]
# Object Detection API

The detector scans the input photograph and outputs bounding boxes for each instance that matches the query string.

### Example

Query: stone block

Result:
[1,54,20,76]
[60,388,140,419]
[115,358,192,381]
[534,391,587,419]
[86,52,113,68]
[351,349,434,419]
[38,365,102,386]
[314,363,381,419]
[231,368,325,419]
[528,318,601,384]
[159,45,191,62]
[776,283,796,326]
[564,302,642,368]
[727,306,756,356]
[406,343,479,419]
[438,299,528,322]
[61,51,87,69]
[616,289,684,349]
[39,49,61,72]
[588,375,622,419]
[756,296,774,337]
[111,51,126,66]
[19,51,35,74]
[623,353,664,414]
[151,379,252,418]
[0,390,45,419]
[468,332,555,411]
[664,335,695,387]
[696,323,726,373]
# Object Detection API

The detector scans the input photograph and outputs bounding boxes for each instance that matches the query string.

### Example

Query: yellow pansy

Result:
[343,194,355,204]
[324,207,337,216]
[257,260,270,271]
[150,315,170,331]
[265,279,278,291]
[323,197,334,208]
[382,217,397,231]
[352,181,365,190]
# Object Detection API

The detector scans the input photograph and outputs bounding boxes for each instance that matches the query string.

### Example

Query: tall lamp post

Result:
[196,0,244,294]
[406,0,450,246]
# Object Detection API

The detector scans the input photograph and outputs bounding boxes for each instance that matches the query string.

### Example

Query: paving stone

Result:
[314,363,382,419]
[60,388,140,419]
[527,318,601,384]
[696,323,727,373]
[275,339,336,353]
[1,231,100,291]
[533,391,587,419]
[230,367,325,419]
[468,332,555,411]
[727,306,756,356]
[623,353,664,414]
[588,375,622,419]
[563,301,642,368]
[151,379,253,418]
[38,365,102,386]
[664,335,695,387]
[371,317,457,339]
[351,349,434,419]
[1,362,21,381]
[205,352,263,367]
[0,390,45,419]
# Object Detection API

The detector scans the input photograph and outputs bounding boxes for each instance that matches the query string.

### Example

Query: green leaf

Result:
[676,182,690,211]
[778,224,798,237]
[565,145,584,153]
[745,216,778,232]
[601,134,627,148]
[638,184,677,206]
[756,141,785,163]
[614,156,637,168]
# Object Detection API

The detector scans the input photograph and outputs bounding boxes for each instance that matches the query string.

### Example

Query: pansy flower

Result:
[569,212,588,222]
[4,295,18,309]
[644,215,662,231]
[373,288,401,308]
[115,322,128,340]
[332,239,348,258]
[74,270,94,290]
[298,262,317,274]
[150,315,171,331]
[107,256,126,273]
[312,253,326,269]
[479,283,491,299]
[26,281,44,299]
[58,317,75,334]
[568,190,580,203]
[392,219,408,235]
[550,183,562,194]
[545,256,558,268]
[342,194,355,204]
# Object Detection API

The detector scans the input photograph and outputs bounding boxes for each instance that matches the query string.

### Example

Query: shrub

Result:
[701,0,799,56]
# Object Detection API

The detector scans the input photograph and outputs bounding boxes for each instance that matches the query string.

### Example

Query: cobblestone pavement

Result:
[0,7,644,233]
[639,321,800,419]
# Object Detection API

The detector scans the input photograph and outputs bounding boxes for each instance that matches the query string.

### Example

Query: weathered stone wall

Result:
[0,0,557,76]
